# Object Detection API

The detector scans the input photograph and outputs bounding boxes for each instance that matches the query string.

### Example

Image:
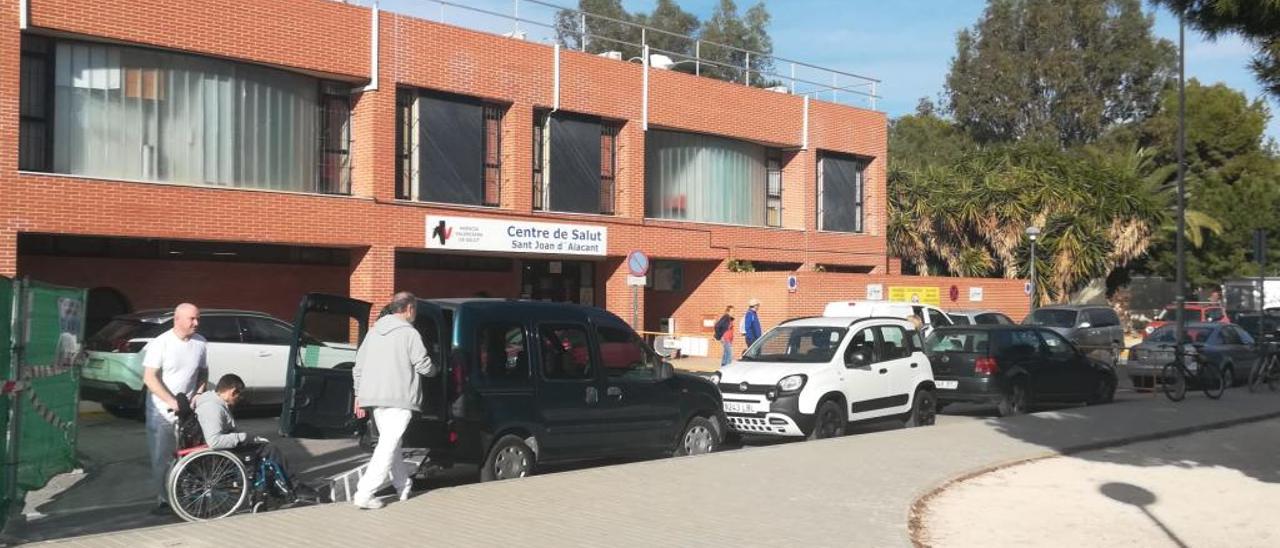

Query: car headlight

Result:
[1145,326,1155,334]
[710,372,721,385]
[777,374,807,393]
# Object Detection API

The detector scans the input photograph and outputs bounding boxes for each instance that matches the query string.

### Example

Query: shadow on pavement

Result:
[1100,482,1189,548]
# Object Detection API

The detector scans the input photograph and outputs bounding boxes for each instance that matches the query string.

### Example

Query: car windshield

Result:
[1024,309,1077,328]
[86,318,170,351]
[741,326,847,363]
[1147,326,1214,343]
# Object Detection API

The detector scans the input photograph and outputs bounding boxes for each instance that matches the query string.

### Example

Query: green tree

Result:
[946,0,1176,146]
[1151,0,1280,97]
[1128,80,1280,285]
[638,0,700,63]
[555,0,642,60]
[889,98,977,172]
[888,143,1166,303]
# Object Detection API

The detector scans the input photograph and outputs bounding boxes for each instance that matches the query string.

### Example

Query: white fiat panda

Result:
[713,316,937,439]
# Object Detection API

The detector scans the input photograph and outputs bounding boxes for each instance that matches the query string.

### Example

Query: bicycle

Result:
[1160,346,1226,402]
[1248,349,1279,393]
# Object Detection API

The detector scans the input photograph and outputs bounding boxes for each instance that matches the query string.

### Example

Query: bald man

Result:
[141,303,208,514]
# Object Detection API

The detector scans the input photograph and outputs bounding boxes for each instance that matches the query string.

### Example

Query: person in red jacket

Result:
[714,306,736,367]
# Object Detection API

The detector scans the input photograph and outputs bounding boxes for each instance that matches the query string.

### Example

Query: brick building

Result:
[0,0,1027,343]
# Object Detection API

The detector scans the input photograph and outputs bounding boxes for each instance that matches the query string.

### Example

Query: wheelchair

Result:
[164,395,297,522]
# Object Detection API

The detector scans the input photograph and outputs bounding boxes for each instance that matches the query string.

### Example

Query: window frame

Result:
[765,152,782,227]
[816,151,867,234]
[473,322,533,388]
[318,85,352,195]
[19,35,54,172]
[239,316,295,346]
[199,315,245,344]
[594,322,658,382]
[873,324,912,362]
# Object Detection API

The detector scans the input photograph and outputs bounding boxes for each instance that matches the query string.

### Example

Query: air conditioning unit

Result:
[649,53,675,70]
[597,50,623,61]
[766,85,790,94]
[502,30,527,40]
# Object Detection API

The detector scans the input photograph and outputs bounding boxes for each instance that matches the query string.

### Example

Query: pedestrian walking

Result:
[351,292,438,510]
[744,299,762,347]
[142,303,208,515]
[714,305,736,367]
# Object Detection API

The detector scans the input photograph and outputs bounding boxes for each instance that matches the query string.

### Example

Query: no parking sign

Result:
[787,275,798,293]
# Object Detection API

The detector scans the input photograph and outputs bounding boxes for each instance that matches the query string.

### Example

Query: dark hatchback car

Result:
[279,294,726,481]
[924,326,1117,416]
[1127,323,1261,388]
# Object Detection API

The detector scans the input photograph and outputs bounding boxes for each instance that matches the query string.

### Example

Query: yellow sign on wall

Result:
[888,286,941,306]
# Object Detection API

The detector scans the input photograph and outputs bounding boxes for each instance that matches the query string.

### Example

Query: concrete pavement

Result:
[921,418,1280,547]
[32,389,1280,548]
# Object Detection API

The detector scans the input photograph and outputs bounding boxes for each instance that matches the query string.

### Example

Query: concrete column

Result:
[504,102,534,212]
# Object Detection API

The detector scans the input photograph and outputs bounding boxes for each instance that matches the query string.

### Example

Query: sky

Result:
[377,0,1280,140]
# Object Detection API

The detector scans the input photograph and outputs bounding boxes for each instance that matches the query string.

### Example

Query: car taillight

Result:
[975,357,999,375]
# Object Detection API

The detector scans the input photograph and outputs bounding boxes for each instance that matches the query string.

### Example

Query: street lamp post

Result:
[1027,226,1041,314]
[1175,14,1188,369]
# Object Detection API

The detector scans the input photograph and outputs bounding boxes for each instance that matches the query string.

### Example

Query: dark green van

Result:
[279,294,725,481]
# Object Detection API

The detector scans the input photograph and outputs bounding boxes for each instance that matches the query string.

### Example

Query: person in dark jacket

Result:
[714,306,736,367]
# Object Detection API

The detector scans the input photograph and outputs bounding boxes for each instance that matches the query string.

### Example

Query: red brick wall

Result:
[18,255,348,322]
[0,0,1021,335]
[396,269,521,300]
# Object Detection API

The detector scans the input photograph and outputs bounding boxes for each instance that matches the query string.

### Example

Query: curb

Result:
[907,408,1280,548]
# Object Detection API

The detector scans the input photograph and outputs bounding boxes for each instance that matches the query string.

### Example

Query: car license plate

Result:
[936,380,959,390]
[724,401,753,414]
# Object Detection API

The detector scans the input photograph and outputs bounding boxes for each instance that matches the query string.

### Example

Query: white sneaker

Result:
[399,484,412,502]
[352,494,384,510]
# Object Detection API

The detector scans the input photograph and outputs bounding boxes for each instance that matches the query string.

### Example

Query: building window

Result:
[766,154,782,227]
[533,110,619,215]
[319,85,352,195]
[645,130,771,226]
[395,88,503,207]
[817,152,866,233]
[18,36,350,194]
[20,36,53,172]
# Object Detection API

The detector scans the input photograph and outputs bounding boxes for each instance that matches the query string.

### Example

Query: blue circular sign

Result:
[787,275,798,292]
[627,250,650,277]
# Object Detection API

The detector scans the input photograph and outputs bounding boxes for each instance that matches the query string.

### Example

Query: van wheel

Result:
[808,400,846,440]
[998,380,1031,417]
[674,416,717,456]
[904,388,936,427]
[481,435,535,482]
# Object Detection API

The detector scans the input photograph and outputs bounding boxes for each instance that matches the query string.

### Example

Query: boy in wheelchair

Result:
[170,374,318,520]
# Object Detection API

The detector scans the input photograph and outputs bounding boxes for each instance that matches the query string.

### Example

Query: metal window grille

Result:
[482,104,503,207]
[599,122,619,215]
[532,110,546,210]
[318,87,352,195]
[19,35,53,172]
[765,155,782,227]
[395,90,416,200]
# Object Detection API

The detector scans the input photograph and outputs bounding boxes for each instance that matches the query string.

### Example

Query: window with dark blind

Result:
[397,89,503,206]
[532,110,618,214]
[818,152,866,233]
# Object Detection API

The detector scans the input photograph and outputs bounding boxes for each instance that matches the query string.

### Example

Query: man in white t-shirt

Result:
[142,303,208,514]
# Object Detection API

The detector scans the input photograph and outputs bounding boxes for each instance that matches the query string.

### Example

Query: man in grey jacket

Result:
[351,291,437,509]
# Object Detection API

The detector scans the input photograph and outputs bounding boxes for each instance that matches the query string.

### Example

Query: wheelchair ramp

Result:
[325,451,427,503]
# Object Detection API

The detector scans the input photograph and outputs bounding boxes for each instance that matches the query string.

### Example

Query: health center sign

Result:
[425,215,607,256]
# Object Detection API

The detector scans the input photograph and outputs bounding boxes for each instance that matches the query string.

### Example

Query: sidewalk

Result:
[37,391,1280,548]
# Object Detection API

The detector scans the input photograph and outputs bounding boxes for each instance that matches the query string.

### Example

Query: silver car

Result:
[1022,305,1124,364]
[1127,322,1261,388]
[947,309,1014,326]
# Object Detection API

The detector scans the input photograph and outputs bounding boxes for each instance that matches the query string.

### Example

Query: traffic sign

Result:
[787,275,798,293]
[626,250,650,277]
[1024,281,1033,296]
[949,285,959,302]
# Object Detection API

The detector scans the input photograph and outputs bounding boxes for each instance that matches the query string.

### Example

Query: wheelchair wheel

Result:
[168,450,249,522]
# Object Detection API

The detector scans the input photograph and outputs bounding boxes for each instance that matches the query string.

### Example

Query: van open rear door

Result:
[279,293,370,439]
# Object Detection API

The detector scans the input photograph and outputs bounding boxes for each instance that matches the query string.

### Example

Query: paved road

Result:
[921,418,1280,547]
[26,387,1280,547]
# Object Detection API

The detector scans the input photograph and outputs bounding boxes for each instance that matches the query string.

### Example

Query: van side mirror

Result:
[657,360,675,380]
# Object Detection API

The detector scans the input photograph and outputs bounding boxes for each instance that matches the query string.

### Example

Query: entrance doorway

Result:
[521,260,595,305]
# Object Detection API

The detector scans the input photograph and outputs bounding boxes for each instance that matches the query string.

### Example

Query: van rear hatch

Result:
[924,329,992,378]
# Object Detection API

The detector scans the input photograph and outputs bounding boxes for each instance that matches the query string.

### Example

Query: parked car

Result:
[1143,302,1229,338]
[947,309,1014,326]
[823,300,955,336]
[1234,311,1280,346]
[712,316,937,440]
[280,295,725,482]
[924,326,1116,416]
[1022,305,1124,364]
[1127,323,1261,388]
[81,309,355,417]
